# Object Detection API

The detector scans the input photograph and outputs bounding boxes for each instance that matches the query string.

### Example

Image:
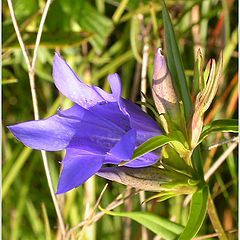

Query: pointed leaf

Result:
[193,49,204,94]
[199,119,238,144]
[99,207,184,240]
[178,185,209,239]
[128,135,190,165]
[130,16,142,63]
[161,0,192,119]
[77,2,113,53]
[3,31,92,49]
[131,135,171,160]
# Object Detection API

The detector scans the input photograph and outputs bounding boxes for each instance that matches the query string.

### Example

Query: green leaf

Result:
[3,31,92,49]
[112,0,129,23]
[99,207,184,240]
[92,51,133,82]
[132,135,171,160]
[2,68,18,85]
[128,135,190,165]
[199,119,238,144]
[191,147,204,180]
[76,1,113,53]
[161,0,192,119]
[178,185,209,239]
[12,0,39,19]
[130,16,142,63]
[223,27,238,71]
[193,49,203,94]
[120,3,161,23]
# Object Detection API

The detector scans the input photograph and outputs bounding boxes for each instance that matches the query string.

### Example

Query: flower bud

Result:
[97,166,198,200]
[152,49,182,133]
[190,52,223,148]
[97,166,165,192]
[152,48,179,115]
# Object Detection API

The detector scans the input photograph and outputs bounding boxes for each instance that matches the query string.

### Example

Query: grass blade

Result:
[161,0,192,119]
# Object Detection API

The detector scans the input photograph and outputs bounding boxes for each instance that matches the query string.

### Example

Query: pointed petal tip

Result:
[107,73,122,99]
[156,47,164,56]
[153,48,168,80]
[7,124,22,139]
[106,73,129,115]
[107,73,120,81]
[53,52,64,66]
[56,152,103,194]
[55,188,66,195]
[7,125,13,132]
[53,52,67,74]
[6,115,76,151]
[7,125,18,143]
[52,52,105,107]
[56,184,73,194]
[54,51,63,59]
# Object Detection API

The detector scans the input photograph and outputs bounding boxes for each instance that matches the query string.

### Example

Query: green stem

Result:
[208,194,228,240]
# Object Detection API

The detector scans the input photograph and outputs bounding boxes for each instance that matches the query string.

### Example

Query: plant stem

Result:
[208,194,228,240]
[204,140,238,181]
[7,0,66,236]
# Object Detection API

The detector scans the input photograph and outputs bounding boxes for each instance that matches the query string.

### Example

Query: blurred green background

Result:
[2,0,238,239]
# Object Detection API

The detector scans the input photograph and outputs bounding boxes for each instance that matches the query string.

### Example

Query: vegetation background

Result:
[2,0,238,239]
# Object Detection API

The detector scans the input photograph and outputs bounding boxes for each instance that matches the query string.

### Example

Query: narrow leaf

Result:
[178,185,209,239]
[130,16,142,63]
[161,0,192,119]
[193,49,203,94]
[99,207,184,240]
[77,1,113,53]
[132,135,171,160]
[199,119,238,144]
[129,135,189,165]
[3,31,92,49]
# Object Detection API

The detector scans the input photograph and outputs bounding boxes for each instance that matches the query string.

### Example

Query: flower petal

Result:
[8,114,76,151]
[125,152,160,168]
[8,103,126,153]
[56,149,103,194]
[107,74,162,141]
[58,104,125,154]
[122,99,162,143]
[107,73,128,115]
[53,53,104,107]
[105,129,136,164]
[89,102,130,132]
[108,73,121,100]
[92,85,115,102]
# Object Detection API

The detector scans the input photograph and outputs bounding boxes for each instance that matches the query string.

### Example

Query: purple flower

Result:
[8,53,162,194]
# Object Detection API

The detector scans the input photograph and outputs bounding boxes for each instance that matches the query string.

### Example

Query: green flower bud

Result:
[190,52,223,148]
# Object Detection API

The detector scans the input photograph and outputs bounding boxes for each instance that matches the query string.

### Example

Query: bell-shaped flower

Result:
[8,53,162,194]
